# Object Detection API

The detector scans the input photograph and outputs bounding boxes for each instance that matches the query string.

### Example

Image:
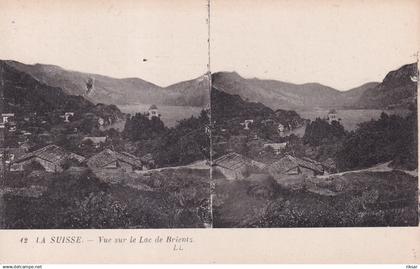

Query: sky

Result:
[0,0,209,87]
[211,0,420,90]
[0,0,419,90]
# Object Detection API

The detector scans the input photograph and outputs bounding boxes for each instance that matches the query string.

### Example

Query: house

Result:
[18,141,34,152]
[2,113,15,123]
[265,155,323,179]
[213,152,266,180]
[61,112,75,123]
[7,121,17,132]
[0,147,26,166]
[261,119,274,125]
[277,123,286,137]
[1,113,16,132]
[263,142,287,155]
[240,119,254,130]
[327,109,338,123]
[322,158,337,173]
[140,153,156,170]
[38,132,54,144]
[147,105,160,120]
[98,117,104,126]
[278,123,285,132]
[10,144,85,172]
[81,136,107,148]
[86,149,143,172]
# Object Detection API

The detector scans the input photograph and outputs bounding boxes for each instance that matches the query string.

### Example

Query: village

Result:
[210,87,341,184]
[211,108,340,191]
[0,94,213,229]
[209,85,418,227]
[0,105,162,175]
[0,100,338,180]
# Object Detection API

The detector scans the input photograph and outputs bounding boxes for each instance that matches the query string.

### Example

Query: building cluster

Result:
[0,113,16,133]
[212,151,326,182]
[6,144,155,173]
[0,105,162,175]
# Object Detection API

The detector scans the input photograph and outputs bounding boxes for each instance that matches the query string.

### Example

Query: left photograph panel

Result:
[0,0,211,229]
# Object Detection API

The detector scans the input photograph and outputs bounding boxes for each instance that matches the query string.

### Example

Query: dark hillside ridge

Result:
[0,61,123,120]
[3,60,209,107]
[212,63,416,110]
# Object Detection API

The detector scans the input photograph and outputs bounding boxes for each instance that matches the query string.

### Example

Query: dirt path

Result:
[317,161,417,179]
[135,161,210,174]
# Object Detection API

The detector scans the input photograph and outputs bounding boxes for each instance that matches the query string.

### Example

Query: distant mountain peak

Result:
[1,59,210,107]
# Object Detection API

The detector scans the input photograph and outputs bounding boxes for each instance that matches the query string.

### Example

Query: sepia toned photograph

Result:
[210,0,419,228]
[0,0,212,229]
[0,0,418,233]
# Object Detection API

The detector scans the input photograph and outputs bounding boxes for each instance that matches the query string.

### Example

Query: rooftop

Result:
[82,136,107,144]
[13,144,85,165]
[267,155,323,174]
[87,149,143,169]
[213,152,265,171]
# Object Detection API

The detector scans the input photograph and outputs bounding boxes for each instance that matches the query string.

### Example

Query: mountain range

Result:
[2,60,210,107]
[1,59,126,123]
[1,60,417,110]
[212,63,417,110]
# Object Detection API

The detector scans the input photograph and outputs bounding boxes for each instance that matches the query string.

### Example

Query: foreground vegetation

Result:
[213,171,418,227]
[2,167,211,229]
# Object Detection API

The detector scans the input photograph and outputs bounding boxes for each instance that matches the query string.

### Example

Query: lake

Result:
[118,104,205,128]
[117,104,410,134]
[289,108,411,136]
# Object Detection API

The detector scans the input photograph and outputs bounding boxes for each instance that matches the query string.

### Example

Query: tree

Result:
[303,118,346,146]
[123,113,166,141]
[336,111,417,170]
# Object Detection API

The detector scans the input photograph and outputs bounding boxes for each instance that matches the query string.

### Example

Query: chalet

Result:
[10,144,85,172]
[327,109,338,123]
[140,153,155,170]
[61,112,75,123]
[263,142,287,155]
[265,155,323,179]
[240,119,254,130]
[147,105,160,120]
[213,152,266,180]
[86,149,143,172]
[81,136,107,148]
[2,113,15,123]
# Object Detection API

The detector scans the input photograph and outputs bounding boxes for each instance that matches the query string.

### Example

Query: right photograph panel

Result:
[210,0,419,228]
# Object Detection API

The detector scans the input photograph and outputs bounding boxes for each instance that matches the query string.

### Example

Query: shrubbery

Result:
[337,108,417,170]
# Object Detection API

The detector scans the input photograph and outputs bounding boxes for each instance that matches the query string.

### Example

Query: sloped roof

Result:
[213,152,265,171]
[13,144,85,165]
[295,157,323,173]
[140,153,154,162]
[263,143,287,150]
[87,149,142,169]
[82,136,107,144]
[266,155,299,174]
[267,155,323,174]
[149,104,158,110]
